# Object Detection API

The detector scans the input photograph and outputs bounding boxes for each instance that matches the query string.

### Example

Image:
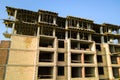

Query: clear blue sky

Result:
[0,0,120,40]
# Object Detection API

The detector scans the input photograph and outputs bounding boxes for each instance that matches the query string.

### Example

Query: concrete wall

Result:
[5,35,38,80]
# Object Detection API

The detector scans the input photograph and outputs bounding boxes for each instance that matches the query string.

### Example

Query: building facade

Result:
[1,6,120,80]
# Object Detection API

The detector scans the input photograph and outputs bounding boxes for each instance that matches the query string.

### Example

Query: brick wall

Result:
[0,40,10,80]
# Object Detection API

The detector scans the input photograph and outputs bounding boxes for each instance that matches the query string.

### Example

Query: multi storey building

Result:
[1,6,120,80]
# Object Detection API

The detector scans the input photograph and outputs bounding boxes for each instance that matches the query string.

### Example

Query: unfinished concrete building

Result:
[1,6,120,80]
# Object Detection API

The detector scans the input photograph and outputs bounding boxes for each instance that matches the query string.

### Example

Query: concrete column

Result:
[12,10,17,34]
[53,66,57,80]
[38,14,41,22]
[67,39,71,80]
[77,32,79,40]
[87,23,91,30]
[12,23,15,34]
[81,53,84,63]
[37,27,40,36]
[77,42,80,50]
[77,21,79,28]
[53,16,56,24]
[88,34,92,41]
[53,38,57,80]
[53,28,55,37]
[41,26,43,35]
[65,19,68,29]
[95,67,99,79]
[65,30,68,40]
[14,10,17,20]
[117,29,119,34]
[101,36,104,43]
[100,26,103,34]
[103,44,114,79]
[82,67,85,78]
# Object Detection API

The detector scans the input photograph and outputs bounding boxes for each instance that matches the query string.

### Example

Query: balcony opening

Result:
[71,40,93,51]
[109,45,120,54]
[98,67,104,75]
[71,31,77,39]
[115,46,120,53]
[71,53,81,63]
[71,41,78,49]
[39,36,54,48]
[84,54,94,63]
[83,22,87,29]
[42,27,53,36]
[58,40,64,48]
[71,67,82,78]
[97,55,103,63]
[109,45,115,53]
[96,44,101,51]
[85,67,95,77]
[56,29,65,39]
[112,67,120,78]
[16,25,37,36]
[58,66,64,76]
[39,51,54,62]
[17,10,38,23]
[58,53,64,61]
[92,35,101,43]
[80,43,91,51]
[41,14,53,23]
[80,33,88,40]
[111,56,119,64]
[38,67,53,79]
[104,36,107,43]
[56,17,65,28]
[92,24,100,33]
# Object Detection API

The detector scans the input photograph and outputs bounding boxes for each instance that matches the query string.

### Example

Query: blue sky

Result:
[0,0,120,40]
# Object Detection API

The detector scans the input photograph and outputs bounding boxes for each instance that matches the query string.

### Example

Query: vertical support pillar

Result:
[77,21,79,28]
[100,26,103,34]
[53,16,56,24]
[41,26,43,35]
[87,23,91,30]
[65,30,68,40]
[53,38,57,80]
[88,34,92,41]
[37,27,40,36]
[81,53,84,64]
[103,44,114,80]
[82,67,85,78]
[65,19,68,29]
[67,39,71,80]
[95,67,99,79]
[77,32,79,40]
[12,10,17,34]
[116,29,120,34]
[101,36,104,43]
[38,14,41,22]
[53,28,55,37]
[12,23,15,34]
[77,42,80,50]
[14,10,17,20]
